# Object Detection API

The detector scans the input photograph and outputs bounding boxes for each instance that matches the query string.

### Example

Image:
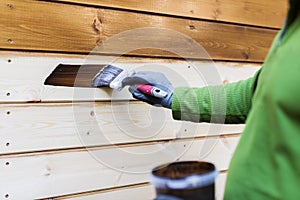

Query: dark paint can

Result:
[150,161,218,200]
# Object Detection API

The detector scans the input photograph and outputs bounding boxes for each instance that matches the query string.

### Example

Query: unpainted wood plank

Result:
[0,136,238,199]
[0,101,243,154]
[0,0,278,61]
[55,0,287,28]
[0,52,260,102]
[53,173,227,200]
[216,172,227,200]
[54,183,155,200]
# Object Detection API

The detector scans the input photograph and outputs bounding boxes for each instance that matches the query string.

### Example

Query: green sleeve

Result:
[171,69,261,124]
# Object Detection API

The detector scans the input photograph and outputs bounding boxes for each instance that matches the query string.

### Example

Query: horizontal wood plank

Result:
[0,101,243,154]
[56,183,156,200]
[54,173,227,200]
[0,0,278,61]
[55,0,287,28]
[0,52,260,102]
[0,136,238,199]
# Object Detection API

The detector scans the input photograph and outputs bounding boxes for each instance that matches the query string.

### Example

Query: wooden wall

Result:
[0,0,286,199]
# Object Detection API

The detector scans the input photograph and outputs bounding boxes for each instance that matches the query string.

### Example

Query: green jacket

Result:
[172,1,300,199]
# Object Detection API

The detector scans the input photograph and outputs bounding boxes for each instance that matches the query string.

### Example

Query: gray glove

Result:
[121,71,173,109]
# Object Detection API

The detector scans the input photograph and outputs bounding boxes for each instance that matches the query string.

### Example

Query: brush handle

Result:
[136,84,168,98]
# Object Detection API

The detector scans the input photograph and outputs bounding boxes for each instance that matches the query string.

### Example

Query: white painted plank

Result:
[0,136,238,199]
[0,102,243,154]
[59,173,226,200]
[0,52,260,102]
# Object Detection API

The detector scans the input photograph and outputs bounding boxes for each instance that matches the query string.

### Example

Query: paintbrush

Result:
[44,64,168,98]
[92,65,168,98]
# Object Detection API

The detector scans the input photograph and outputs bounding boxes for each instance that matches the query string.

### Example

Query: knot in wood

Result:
[7,4,14,9]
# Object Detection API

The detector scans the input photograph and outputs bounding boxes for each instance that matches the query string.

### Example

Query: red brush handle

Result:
[136,84,154,96]
[136,84,168,98]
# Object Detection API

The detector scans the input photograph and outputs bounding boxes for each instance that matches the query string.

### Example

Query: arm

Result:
[172,69,261,124]
[122,69,261,124]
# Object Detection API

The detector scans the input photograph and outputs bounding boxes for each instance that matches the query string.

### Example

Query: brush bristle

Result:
[91,65,124,87]
[109,70,129,90]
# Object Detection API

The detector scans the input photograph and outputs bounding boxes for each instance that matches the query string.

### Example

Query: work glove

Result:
[121,71,173,109]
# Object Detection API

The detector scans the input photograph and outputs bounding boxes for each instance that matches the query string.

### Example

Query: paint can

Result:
[150,161,218,200]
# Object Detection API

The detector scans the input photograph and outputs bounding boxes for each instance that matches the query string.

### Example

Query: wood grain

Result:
[54,0,287,28]
[55,183,156,200]
[0,0,277,198]
[0,52,260,102]
[0,0,278,62]
[0,136,237,199]
[54,173,227,200]
[0,0,98,52]
[0,101,243,154]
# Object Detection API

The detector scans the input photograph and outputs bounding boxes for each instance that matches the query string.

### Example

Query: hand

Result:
[121,71,173,109]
